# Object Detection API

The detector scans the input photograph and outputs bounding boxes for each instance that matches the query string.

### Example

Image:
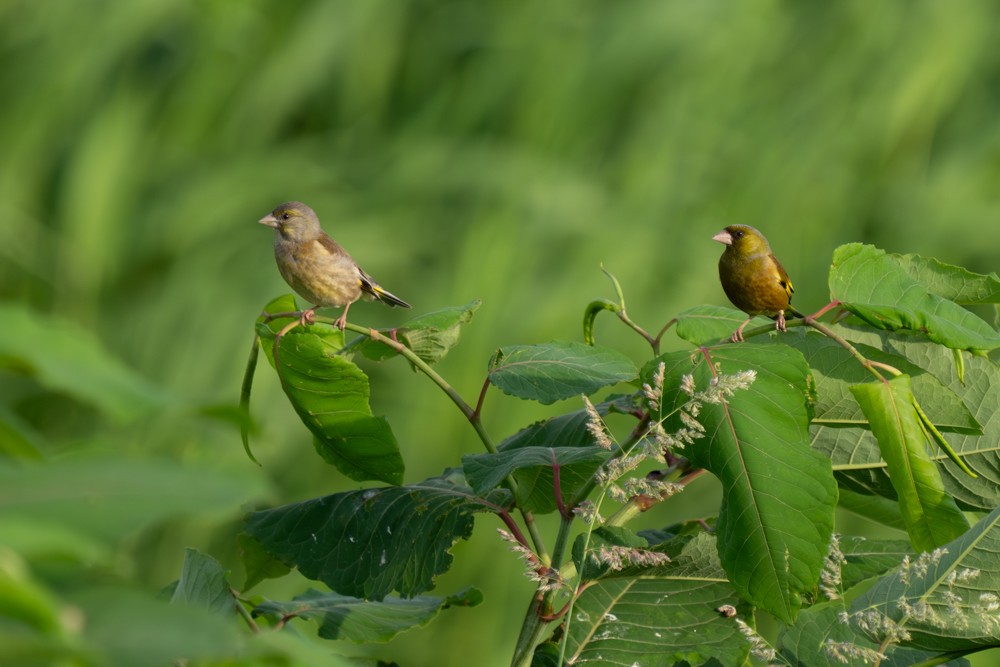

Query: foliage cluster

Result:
[219,243,998,666]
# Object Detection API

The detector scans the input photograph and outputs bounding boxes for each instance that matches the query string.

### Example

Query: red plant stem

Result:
[551,449,570,520]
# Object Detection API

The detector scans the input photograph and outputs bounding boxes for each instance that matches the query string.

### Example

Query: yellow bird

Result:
[713,224,802,342]
[259,201,410,330]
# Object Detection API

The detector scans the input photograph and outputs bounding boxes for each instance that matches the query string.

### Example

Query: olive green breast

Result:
[718,251,792,317]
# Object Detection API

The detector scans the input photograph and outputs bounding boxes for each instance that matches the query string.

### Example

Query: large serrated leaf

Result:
[558,533,749,666]
[652,344,836,623]
[851,506,1000,653]
[829,244,1000,353]
[243,472,497,601]
[894,253,1000,305]
[791,332,981,434]
[488,341,637,404]
[813,328,1000,512]
[778,597,971,667]
[257,323,404,485]
[253,587,482,643]
[356,299,482,365]
[850,376,969,550]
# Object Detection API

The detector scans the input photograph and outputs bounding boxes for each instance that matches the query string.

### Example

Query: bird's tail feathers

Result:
[360,271,411,308]
[373,285,411,308]
[787,307,805,319]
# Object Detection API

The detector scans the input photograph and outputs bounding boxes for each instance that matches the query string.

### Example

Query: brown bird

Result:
[713,224,802,342]
[259,201,410,330]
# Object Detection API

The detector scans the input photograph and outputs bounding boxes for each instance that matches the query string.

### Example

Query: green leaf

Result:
[488,341,637,404]
[258,324,404,485]
[462,446,610,514]
[253,587,482,643]
[0,303,169,423]
[894,253,1000,305]
[837,536,915,592]
[238,533,291,591]
[558,533,749,666]
[837,488,907,532]
[582,299,621,346]
[652,344,836,623]
[792,332,981,434]
[829,244,1000,353]
[239,332,261,465]
[494,399,633,513]
[571,525,651,581]
[0,550,62,634]
[169,548,235,615]
[243,471,498,601]
[0,411,43,461]
[73,586,241,667]
[497,396,633,452]
[811,326,1000,512]
[850,506,1000,653]
[673,304,748,346]
[357,299,481,365]
[850,376,969,551]
[0,516,110,565]
[778,597,970,667]
[0,457,267,543]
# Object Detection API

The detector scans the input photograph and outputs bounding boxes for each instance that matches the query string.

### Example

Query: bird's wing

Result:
[315,233,351,259]
[769,253,794,299]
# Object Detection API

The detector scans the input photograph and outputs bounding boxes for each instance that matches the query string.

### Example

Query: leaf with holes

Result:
[253,587,482,643]
[243,472,501,601]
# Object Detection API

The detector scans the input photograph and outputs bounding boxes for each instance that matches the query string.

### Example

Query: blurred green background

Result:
[2,0,999,665]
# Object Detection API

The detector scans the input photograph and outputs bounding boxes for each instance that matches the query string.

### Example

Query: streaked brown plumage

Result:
[713,224,802,342]
[259,201,410,329]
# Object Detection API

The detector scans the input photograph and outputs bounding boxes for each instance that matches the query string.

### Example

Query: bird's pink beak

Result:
[712,230,732,245]
[258,213,279,228]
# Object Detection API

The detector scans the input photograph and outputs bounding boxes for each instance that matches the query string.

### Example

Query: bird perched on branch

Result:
[713,224,802,343]
[259,201,410,330]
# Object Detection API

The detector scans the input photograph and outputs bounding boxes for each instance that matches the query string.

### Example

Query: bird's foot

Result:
[299,308,317,327]
[775,311,787,333]
[333,302,354,331]
[729,318,751,343]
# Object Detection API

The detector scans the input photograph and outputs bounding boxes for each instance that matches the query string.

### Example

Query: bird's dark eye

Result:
[733,230,744,239]
[281,213,290,221]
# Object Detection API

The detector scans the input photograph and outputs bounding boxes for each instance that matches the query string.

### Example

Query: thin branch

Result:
[229,587,260,634]
[551,449,570,520]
